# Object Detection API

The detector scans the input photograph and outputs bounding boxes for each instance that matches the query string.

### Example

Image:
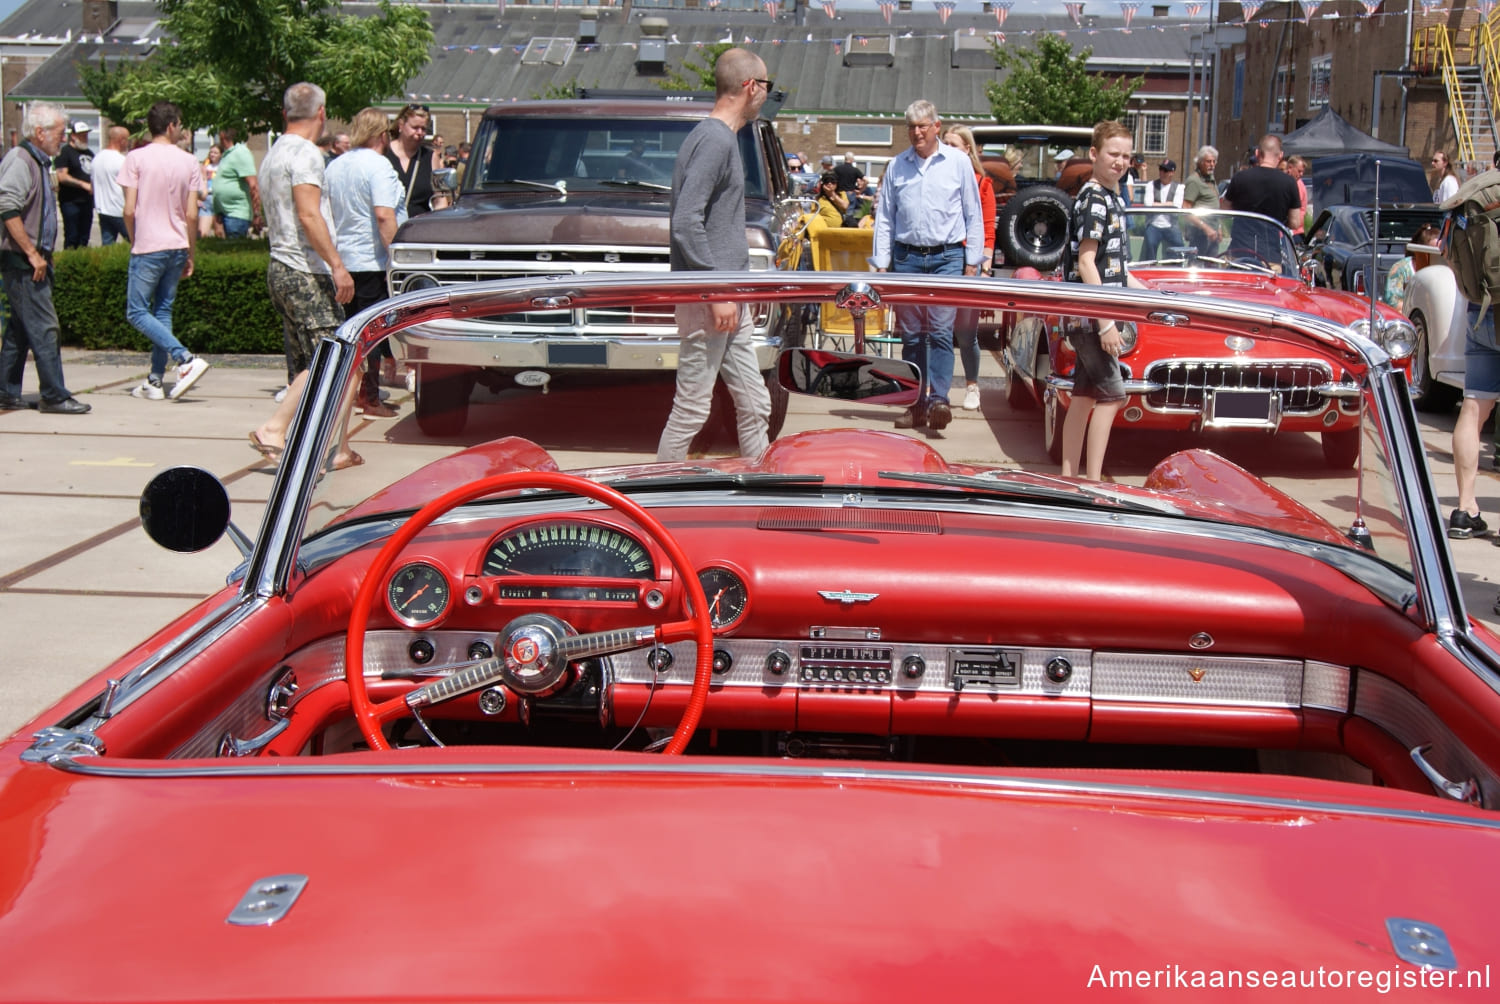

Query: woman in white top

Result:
[1432,150,1460,203]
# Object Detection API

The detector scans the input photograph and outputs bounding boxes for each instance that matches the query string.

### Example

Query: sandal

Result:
[330,451,365,471]
[248,430,284,460]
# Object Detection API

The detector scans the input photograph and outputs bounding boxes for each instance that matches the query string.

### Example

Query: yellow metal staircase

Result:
[1414,23,1499,171]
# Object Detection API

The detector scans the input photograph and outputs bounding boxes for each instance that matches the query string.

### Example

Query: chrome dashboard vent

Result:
[757,508,941,534]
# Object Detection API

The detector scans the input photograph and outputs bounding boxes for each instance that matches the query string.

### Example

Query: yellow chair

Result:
[808,226,896,355]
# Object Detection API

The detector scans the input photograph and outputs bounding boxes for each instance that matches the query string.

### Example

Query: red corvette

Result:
[1003,209,1418,468]
[2,273,1496,1001]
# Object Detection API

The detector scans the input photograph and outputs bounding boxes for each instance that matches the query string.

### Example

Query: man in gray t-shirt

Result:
[656,47,774,462]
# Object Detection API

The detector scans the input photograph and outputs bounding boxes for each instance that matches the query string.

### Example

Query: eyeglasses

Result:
[744,78,774,92]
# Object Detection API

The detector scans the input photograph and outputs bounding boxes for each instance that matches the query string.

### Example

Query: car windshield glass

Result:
[291,273,1419,607]
[469,116,769,199]
[1125,208,1300,275]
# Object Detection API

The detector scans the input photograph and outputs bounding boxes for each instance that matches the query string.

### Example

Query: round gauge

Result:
[387,562,452,627]
[698,566,748,630]
[482,521,654,579]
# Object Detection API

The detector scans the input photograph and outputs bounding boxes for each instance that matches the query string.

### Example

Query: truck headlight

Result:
[392,247,434,266]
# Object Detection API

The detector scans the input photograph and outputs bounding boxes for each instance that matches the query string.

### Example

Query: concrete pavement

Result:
[2,346,1497,741]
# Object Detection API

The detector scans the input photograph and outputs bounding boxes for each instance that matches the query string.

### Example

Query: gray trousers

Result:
[1,265,72,403]
[656,303,771,462]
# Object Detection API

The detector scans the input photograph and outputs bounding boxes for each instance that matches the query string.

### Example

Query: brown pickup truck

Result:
[386,98,801,440]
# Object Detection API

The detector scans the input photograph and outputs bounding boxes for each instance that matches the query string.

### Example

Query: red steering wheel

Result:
[344,472,714,754]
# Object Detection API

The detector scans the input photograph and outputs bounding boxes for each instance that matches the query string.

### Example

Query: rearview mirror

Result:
[777,348,921,407]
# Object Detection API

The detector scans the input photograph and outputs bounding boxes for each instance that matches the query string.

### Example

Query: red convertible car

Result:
[1003,209,1418,468]
[2,272,1498,1001]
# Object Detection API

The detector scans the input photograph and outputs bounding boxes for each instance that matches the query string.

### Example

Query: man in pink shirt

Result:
[120,101,210,400]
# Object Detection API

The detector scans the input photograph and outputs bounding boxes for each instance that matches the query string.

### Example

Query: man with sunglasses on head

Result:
[657,47,774,462]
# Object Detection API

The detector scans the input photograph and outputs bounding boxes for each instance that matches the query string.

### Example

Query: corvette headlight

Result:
[1350,317,1416,361]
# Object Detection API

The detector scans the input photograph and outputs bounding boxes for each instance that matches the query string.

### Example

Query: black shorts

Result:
[1068,319,1126,403]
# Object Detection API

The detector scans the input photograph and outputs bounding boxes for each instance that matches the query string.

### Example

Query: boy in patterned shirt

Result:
[1060,120,1148,481]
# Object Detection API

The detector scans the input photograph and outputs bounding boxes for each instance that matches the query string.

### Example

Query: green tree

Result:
[78,0,433,135]
[986,34,1142,127]
[658,42,731,92]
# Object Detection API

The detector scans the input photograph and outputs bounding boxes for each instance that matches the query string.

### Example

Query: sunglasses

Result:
[403,103,430,115]
[744,78,774,91]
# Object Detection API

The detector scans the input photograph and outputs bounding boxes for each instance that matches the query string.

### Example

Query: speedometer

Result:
[482,521,655,578]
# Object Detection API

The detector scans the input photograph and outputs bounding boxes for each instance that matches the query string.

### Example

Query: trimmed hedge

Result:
[51,238,285,354]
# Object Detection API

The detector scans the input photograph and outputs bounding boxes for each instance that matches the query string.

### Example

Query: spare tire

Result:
[997,184,1073,272]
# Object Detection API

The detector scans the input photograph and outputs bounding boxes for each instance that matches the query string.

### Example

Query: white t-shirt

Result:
[325,148,406,273]
[1145,180,1184,228]
[1435,173,1460,205]
[92,147,125,217]
[259,133,336,273]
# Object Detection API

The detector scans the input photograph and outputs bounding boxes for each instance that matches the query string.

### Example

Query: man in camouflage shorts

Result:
[248,82,357,468]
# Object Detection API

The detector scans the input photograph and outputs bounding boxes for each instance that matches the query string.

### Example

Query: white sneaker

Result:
[961,384,981,411]
[274,385,288,403]
[130,379,165,401]
[168,356,210,400]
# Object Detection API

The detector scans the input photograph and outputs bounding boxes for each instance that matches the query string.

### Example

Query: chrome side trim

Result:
[42,757,1500,832]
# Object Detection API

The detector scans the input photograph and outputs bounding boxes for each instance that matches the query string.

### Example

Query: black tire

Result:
[1043,388,1065,464]
[413,364,474,437]
[997,185,1073,272]
[1320,428,1361,469]
[1005,360,1037,411]
[1407,311,1461,413]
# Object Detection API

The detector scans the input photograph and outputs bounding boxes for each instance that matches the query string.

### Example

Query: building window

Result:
[836,123,893,146]
[1140,111,1168,156]
[1271,66,1291,132]
[1309,55,1332,110]
[1232,56,1245,121]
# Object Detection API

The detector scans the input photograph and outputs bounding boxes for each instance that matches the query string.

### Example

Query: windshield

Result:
[277,273,1429,614]
[1125,207,1300,275]
[468,115,770,199]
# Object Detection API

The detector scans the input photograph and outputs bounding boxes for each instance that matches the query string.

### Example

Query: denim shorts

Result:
[1068,319,1126,403]
[1464,305,1500,401]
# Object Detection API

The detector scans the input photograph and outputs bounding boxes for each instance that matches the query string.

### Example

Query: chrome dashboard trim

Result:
[41,757,1500,833]
[1354,670,1500,808]
[1092,652,1303,707]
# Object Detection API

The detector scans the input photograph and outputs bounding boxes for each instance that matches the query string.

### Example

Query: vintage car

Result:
[1004,208,1418,468]
[1400,240,1467,412]
[1303,203,1444,295]
[4,272,1500,1000]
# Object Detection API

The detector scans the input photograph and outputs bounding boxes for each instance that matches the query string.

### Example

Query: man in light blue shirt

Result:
[326,106,407,416]
[871,99,983,432]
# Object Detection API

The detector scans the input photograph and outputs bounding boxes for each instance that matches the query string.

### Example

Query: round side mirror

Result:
[139,467,231,553]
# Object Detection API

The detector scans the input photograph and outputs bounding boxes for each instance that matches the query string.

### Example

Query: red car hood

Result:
[1,753,1495,1002]
[1139,271,1382,323]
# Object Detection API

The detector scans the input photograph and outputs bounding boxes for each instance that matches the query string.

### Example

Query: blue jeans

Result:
[1,265,73,403]
[126,249,191,379]
[221,215,251,238]
[892,243,963,406]
[98,214,127,246]
[1142,224,1180,261]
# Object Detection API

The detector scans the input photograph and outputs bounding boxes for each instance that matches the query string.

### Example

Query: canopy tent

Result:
[1280,107,1410,158]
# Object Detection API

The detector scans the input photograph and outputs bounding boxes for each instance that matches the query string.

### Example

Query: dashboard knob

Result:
[1045,657,1073,684]
[477,687,508,716]
[712,649,734,675]
[408,639,435,665]
[468,641,494,662]
[647,647,674,672]
[901,654,926,680]
[766,650,791,675]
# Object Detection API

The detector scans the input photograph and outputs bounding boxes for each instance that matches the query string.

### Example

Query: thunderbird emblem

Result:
[1188,667,1207,683]
[818,589,878,605]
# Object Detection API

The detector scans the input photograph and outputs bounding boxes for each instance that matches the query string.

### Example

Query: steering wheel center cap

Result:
[498,614,574,697]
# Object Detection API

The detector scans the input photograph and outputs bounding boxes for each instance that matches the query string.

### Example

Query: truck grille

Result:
[434,248,671,267]
[1144,359,1333,414]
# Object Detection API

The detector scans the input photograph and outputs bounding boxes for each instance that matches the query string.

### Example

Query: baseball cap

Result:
[1159,159,1177,172]
[70,121,91,134]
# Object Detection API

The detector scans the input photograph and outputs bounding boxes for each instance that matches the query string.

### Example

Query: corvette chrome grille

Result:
[1144,359,1332,414]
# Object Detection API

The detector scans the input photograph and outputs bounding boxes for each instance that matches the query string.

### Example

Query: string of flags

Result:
[486,0,1423,22]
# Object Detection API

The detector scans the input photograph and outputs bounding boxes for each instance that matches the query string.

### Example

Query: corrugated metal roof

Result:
[5,2,1195,119]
